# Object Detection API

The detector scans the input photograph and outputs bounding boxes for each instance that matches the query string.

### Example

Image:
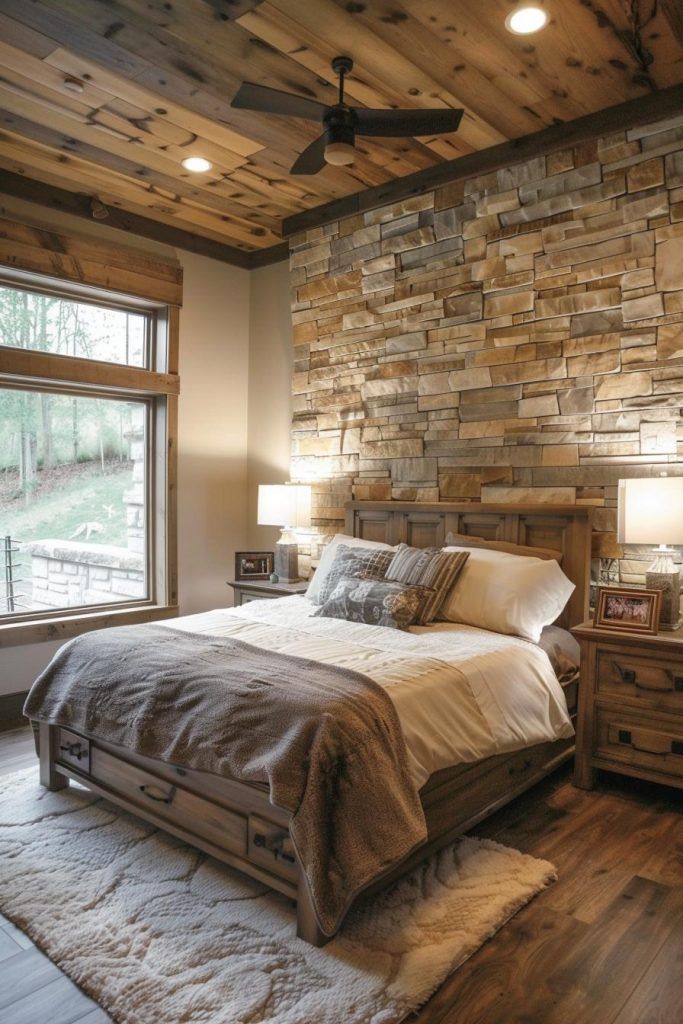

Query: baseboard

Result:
[0,690,28,730]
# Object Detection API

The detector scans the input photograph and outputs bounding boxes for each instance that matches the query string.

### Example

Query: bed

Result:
[29,501,592,946]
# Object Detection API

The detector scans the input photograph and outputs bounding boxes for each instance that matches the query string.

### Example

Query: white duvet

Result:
[161,596,574,790]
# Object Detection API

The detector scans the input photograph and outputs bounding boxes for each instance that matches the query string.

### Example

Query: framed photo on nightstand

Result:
[594,586,661,635]
[235,551,274,581]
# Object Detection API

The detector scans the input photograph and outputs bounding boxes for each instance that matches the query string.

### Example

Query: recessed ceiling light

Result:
[505,4,548,34]
[181,156,212,173]
[63,77,85,94]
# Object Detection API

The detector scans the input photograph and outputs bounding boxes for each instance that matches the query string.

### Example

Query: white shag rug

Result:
[0,768,556,1024]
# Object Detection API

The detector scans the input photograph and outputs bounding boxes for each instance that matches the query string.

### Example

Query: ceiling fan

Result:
[231,56,464,175]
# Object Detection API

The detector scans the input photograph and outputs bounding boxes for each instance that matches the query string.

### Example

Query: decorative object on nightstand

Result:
[234,551,274,582]
[618,476,683,630]
[572,621,683,792]
[594,586,661,635]
[227,578,310,606]
[257,484,311,583]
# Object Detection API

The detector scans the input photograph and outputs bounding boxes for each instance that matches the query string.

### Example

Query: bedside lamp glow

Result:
[617,477,683,629]
[257,484,311,583]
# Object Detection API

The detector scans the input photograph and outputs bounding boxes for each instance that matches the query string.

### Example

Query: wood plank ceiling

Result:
[0,0,680,266]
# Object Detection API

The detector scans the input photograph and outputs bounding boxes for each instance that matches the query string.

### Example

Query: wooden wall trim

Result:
[283,83,683,237]
[0,172,288,270]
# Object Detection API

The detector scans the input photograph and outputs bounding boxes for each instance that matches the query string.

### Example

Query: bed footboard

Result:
[34,719,573,947]
[35,721,330,946]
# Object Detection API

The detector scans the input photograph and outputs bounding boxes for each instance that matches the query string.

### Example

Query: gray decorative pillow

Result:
[313,544,394,606]
[314,577,428,630]
[385,544,470,624]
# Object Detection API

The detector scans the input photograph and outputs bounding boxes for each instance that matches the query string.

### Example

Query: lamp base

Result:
[646,567,682,631]
[275,541,300,583]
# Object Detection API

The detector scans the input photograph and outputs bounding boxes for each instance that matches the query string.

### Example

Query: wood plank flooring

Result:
[1,724,681,1024]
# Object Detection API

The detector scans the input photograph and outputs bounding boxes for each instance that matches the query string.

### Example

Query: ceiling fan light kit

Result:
[505,3,548,34]
[231,56,464,176]
[324,140,356,166]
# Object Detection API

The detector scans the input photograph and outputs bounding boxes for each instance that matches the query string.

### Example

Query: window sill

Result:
[0,604,180,649]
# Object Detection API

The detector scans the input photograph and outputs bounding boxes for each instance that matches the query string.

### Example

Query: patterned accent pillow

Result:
[385,544,470,624]
[313,577,428,630]
[313,544,394,606]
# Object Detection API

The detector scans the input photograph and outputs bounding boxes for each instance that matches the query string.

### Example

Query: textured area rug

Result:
[0,768,556,1024]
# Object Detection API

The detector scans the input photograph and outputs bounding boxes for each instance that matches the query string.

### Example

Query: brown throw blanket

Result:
[24,624,427,936]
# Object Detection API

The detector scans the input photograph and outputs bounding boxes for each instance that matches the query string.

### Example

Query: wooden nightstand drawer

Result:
[595,708,683,781]
[596,647,683,715]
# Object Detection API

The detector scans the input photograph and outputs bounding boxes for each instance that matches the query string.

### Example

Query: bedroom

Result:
[0,0,681,1021]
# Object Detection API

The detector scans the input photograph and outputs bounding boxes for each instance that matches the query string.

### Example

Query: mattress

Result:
[162,595,574,789]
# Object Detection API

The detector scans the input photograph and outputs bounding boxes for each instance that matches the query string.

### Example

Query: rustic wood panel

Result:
[0,213,183,304]
[0,0,679,259]
[290,108,683,588]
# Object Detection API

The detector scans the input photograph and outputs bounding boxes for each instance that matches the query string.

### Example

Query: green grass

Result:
[0,463,132,547]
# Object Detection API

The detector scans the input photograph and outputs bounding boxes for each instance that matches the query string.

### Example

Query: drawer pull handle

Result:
[139,783,176,805]
[60,742,85,761]
[253,830,295,863]
[614,662,678,693]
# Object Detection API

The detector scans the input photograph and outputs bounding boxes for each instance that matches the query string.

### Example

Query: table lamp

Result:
[617,477,683,630]
[257,483,311,583]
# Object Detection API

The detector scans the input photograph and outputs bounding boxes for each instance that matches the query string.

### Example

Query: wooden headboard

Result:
[345,501,593,630]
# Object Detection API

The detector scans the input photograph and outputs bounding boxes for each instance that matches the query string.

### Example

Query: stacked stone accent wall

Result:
[289,111,683,582]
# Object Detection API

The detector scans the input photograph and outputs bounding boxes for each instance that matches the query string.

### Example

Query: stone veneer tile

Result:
[289,113,683,576]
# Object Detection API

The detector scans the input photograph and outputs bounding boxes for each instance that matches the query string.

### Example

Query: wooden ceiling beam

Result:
[283,82,683,236]
[0,170,288,268]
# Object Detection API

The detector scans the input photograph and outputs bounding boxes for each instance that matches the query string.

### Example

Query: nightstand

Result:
[227,578,309,606]
[572,622,683,791]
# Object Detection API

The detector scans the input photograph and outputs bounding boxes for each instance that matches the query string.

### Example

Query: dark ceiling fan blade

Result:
[231,82,327,121]
[290,133,329,175]
[354,107,464,137]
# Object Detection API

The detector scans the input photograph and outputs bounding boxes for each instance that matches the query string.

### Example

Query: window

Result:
[0,287,148,367]
[0,277,178,643]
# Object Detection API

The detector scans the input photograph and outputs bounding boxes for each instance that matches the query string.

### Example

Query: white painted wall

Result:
[177,252,251,614]
[247,260,293,552]
[0,197,292,703]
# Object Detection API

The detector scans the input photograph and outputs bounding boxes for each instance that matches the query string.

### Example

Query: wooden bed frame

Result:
[34,501,592,946]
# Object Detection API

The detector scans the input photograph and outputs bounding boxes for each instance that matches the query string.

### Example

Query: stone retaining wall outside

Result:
[22,539,145,610]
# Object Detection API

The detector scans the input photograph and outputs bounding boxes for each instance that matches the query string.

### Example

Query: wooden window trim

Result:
[0,346,179,395]
[0,252,180,647]
[0,603,180,648]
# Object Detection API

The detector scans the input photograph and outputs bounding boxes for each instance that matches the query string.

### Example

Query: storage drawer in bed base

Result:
[49,725,299,895]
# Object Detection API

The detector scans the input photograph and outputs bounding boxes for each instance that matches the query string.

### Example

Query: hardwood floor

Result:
[1,724,680,1024]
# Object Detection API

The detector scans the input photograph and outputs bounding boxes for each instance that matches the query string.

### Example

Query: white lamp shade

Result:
[257,484,311,529]
[617,477,683,545]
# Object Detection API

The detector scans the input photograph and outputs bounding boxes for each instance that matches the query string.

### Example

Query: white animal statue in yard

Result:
[70,522,104,540]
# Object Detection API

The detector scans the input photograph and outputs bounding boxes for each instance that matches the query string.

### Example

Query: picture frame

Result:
[594,586,661,634]
[234,551,274,581]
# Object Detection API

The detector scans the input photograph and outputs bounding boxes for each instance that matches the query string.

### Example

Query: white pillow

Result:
[306,533,394,604]
[439,545,575,643]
